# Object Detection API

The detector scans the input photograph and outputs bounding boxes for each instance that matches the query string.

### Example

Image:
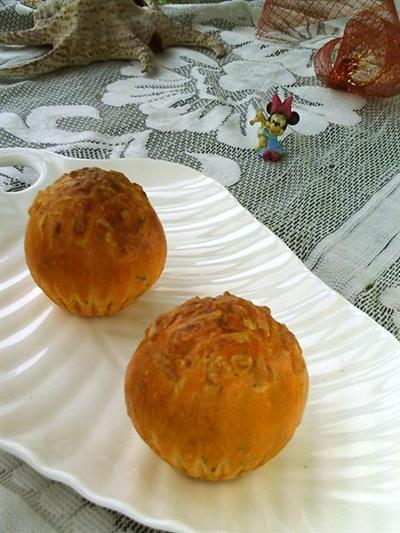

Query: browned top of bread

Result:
[143,292,305,387]
[29,167,155,257]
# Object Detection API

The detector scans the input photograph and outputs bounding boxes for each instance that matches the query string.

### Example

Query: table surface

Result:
[1,1,399,532]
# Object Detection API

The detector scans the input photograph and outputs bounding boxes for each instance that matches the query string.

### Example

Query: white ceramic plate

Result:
[1,148,399,533]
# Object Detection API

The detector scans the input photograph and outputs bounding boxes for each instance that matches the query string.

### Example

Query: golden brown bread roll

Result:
[125,292,308,481]
[25,167,167,316]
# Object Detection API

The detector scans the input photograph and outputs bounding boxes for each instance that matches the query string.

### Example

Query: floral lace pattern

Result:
[103,13,366,148]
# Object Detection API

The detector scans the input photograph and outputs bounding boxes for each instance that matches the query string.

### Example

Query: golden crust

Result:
[25,167,167,316]
[125,292,308,481]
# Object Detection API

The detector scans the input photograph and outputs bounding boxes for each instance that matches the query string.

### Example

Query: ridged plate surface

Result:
[1,149,399,533]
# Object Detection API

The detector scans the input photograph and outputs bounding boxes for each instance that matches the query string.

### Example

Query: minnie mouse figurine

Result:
[250,94,300,162]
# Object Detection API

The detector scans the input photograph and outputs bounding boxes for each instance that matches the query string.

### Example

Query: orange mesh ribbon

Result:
[257,0,400,97]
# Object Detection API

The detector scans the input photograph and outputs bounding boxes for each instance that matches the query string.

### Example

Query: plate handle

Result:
[0,148,64,196]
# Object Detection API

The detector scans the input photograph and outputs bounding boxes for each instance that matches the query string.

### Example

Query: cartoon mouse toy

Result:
[250,94,300,162]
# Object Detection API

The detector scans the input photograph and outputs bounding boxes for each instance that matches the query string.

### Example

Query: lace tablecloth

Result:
[1,1,399,532]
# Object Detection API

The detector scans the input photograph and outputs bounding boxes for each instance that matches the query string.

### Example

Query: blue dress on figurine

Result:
[257,129,284,159]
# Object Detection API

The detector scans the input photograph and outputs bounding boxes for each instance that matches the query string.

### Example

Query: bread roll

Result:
[125,292,308,480]
[25,167,167,316]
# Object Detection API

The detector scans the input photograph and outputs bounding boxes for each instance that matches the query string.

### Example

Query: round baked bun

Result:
[25,167,167,317]
[125,292,308,481]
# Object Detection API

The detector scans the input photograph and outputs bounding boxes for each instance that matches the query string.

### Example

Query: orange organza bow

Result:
[257,0,400,97]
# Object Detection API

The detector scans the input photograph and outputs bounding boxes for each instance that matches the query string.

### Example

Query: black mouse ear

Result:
[266,102,272,114]
[287,111,300,125]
